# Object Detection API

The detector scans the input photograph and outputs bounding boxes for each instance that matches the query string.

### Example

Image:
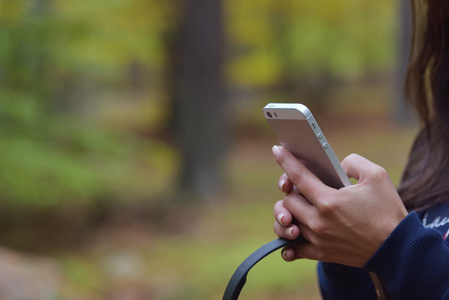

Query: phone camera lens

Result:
[267,112,272,118]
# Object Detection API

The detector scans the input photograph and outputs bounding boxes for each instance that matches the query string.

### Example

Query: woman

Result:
[272,0,449,298]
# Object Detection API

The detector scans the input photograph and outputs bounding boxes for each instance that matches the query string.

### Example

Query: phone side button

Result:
[317,133,323,139]
[323,143,329,149]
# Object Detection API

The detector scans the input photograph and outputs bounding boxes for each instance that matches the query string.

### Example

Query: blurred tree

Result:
[169,0,228,200]
[0,0,399,211]
[394,0,415,125]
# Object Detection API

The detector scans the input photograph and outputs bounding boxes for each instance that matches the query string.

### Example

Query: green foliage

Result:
[1,0,397,89]
[0,89,175,210]
[0,136,100,207]
[226,0,396,86]
[50,0,174,75]
[0,0,174,211]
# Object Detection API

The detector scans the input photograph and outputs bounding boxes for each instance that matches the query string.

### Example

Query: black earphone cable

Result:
[222,238,389,300]
[222,238,292,300]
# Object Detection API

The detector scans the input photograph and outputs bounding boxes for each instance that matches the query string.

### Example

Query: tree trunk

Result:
[394,0,416,125]
[169,0,228,201]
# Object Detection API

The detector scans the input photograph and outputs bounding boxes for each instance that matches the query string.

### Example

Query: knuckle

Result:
[311,240,332,261]
[318,197,340,216]
[288,168,304,185]
[315,249,331,262]
[274,222,283,236]
[318,199,334,215]
[309,220,327,235]
[342,153,359,164]
[370,165,389,182]
[314,250,326,262]
[346,153,359,160]
[274,199,283,210]
[348,153,360,159]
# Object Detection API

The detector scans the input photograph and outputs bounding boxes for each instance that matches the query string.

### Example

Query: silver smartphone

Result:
[263,103,350,189]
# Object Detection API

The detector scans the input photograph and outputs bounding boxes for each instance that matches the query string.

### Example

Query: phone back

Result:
[264,104,350,189]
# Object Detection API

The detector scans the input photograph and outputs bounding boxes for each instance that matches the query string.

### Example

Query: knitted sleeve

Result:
[318,262,377,299]
[364,212,449,299]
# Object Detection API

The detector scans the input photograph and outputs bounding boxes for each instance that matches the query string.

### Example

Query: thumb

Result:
[341,153,386,183]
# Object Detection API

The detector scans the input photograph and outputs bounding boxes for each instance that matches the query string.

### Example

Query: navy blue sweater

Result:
[318,201,449,299]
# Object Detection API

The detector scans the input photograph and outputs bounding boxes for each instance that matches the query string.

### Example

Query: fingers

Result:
[274,200,293,226]
[273,193,314,240]
[278,173,293,193]
[285,241,317,262]
[281,239,310,262]
[274,200,299,240]
[272,145,336,262]
[274,151,408,266]
[282,192,315,225]
[272,145,332,203]
[281,247,298,261]
[274,221,300,240]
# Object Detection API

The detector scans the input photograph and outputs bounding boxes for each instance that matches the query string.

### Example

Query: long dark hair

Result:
[398,1,449,210]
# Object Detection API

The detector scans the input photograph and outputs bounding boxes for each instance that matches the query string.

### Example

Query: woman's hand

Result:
[272,145,408,267]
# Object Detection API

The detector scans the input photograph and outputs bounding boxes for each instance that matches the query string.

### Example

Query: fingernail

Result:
[277,213,285,226]
[287,227,294,238]
[278,179,285,191]
[282,249,289,260]
[272,145,281,156]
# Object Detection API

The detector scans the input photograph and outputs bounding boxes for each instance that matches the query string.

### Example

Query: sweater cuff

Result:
[319,262,372,291]
[363,211,421,273]
[318,262,376,299]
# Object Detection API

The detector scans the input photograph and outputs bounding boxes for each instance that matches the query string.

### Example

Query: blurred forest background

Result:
[0,0,417,299]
